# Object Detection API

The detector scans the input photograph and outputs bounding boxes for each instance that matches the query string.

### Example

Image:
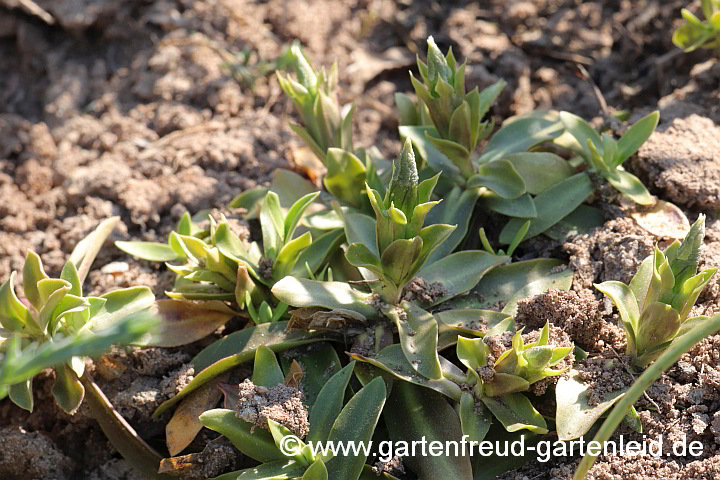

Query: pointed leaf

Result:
[481,393,547,433]
[467,160,525,199]
[23,250,48,310]
[51,363,85,414]
[115,241,183,262]
[199,409,285,462]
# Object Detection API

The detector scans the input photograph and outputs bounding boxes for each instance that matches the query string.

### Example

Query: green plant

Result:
[597,215,715,368]
[117,191,342,320]
[673,0,720,52]
[345,138,454,304]
[559,110,659,205]
[556,216,716,442]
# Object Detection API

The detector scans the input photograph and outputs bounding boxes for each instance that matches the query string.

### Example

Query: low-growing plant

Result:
[559,110,659,205]
[673,0,720,52]
[556,216,717,442]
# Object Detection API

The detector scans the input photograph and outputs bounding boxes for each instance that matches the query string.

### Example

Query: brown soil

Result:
[1,0,719,479]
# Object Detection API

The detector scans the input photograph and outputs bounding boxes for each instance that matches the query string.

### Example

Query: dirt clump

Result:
[233,379,309,438]
[515,289,625,352]
[0,426,74,480]
[401,277,448,304]
[576,355,635,407]
[564,217,656,291]
[633,115,720,211]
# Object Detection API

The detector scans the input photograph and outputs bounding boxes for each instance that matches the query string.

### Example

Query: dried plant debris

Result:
[232,379,309,438]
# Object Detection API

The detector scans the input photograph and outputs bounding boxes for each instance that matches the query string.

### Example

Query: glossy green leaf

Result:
[481,192,537,218]
[252,346,285,388]
[499,172,592,243]
[504,152,574,194]
[274,231,313,280]
[349,345,463,401]
[614,111,659,167]
[385,381,473,480]
[481,393,548,434]
[466,160,525,199]
[51,363,85,414]
[293,228,346,278]
[635,302,681,355]
[435,309,513,337]
[284,192,321,241]
[478,111,565,164]
[0,272,32,331]
[86,286,155,332]
[595,281,640,349]
[390,302,442,380]
[399,126,463,182]
[558,111,603,160]
[9,378,33,412]
[303,460,329,480]
[459,392,491,443]
[606,170,654,205]
[271,277,378,319]
[308,362,356,442]
[325,149,367,209]
[555,371,628,441]
[416,251,509,307]
[23,250,48,310]
[115,241,183,262]
[199,409,285,463]
[325,377,387,480]
[442,258,567,310]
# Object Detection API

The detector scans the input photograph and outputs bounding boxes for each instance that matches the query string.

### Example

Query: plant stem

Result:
[573,314,720,479]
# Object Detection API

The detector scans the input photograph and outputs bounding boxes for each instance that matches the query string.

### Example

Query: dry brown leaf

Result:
[631,200,690,240]
[284,360,304,389]
[165,374,228,456]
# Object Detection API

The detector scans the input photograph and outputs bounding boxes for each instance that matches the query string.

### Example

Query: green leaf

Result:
[385,381,473,480]
[435,309,513,337]
[481,192,537,218]
[542,204,605,241]
[308,362,356,442]
[344,213,379,256]
[0,272,32,331]
[416,251,509,307]
[399,126,463,183]
[115,241,183,262]
[86,286,155,332]
[614,111,659,167]
[499,172,592,243]
[51,363,85,414]
[479,111,565,164]
[449,101,473,150]
[634,302,681,356]
[261,191,286,259]
[442,258,567,310]
[558,111,603,160]
[153,322,332,417]
[271,277,378,319]
[466,160,526,199]
[381,238,423,285]
[23,250,48,310]
[595,281,640,353]
[672,21,714,51]
[555,371,628,441]
[9,378,33,412]
[459,392,491,443]
[233,461,307,480]
[325,149,367,209]
[293,229,345,279]
[60,261,82,297]
[279,342,342,407]
[71,216,121,285]
[303,460,329,480]
[345,243,383,276]
[504,152,575,194]
[325,377,387,480]
[501,266,573,316]
[426,187,482,263]
[349,345,463,401]
[252,346,285,388]
[481,393,548,434]
[274,231,313,280]
[606,170,654,205]
[284,192,321,241]
[199,409,285,462]
[391,302,443,380]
